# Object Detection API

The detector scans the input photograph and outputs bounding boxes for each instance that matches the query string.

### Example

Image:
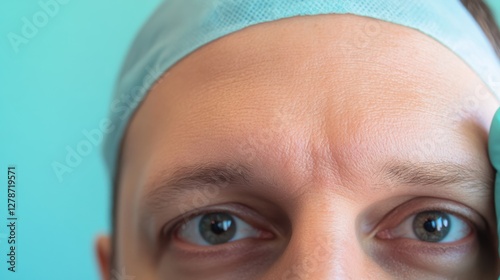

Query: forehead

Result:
[119,14,498,203]
[113,14,500,272]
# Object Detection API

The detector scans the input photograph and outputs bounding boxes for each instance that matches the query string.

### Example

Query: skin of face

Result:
[95,14,500,279]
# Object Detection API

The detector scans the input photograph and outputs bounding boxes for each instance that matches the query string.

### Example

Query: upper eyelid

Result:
[170,209,244,236]
[161,203,276,242]
[372,197,487,236]
[384,211,473,241]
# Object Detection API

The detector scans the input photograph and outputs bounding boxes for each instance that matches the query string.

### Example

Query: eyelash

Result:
[161,199,483,249]
[376,210,473,243]
[372,198,482,245]
[175,212,269,246]
[160,204,275,246]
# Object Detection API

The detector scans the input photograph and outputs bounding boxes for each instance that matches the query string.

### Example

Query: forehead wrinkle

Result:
[124,12,497,215]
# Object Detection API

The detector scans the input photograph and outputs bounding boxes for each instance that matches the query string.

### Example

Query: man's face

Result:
[101,15,500,279]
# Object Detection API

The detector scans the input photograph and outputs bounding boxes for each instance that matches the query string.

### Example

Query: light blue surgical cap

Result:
[103,0,500,179]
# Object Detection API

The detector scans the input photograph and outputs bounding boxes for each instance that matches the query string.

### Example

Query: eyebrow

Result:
[381,160,492,193]
[141,160,493,215]
[143,162,256,214]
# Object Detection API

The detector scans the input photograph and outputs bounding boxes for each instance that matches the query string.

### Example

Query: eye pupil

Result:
[413,211,451,242]
[423,219,437,232]
[199,212,236,245]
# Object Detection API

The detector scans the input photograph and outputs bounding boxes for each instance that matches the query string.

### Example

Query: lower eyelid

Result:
[169,236,282,266]
[375,233,479,265]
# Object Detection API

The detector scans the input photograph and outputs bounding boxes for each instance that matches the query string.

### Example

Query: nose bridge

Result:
[274,195,370,280]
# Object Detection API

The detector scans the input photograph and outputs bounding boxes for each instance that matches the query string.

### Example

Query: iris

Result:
[413,211,451,242]
[199,212,237,245]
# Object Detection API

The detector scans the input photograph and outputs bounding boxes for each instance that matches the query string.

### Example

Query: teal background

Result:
[0,1,498,279]
[0,1,161,279]
[491,0,500,26]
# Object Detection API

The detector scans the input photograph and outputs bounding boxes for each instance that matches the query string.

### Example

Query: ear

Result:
[95,235,112,280]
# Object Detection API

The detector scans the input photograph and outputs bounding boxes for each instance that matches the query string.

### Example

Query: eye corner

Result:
[375,229,394,240]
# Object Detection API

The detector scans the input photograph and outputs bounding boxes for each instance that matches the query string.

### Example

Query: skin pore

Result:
[97,14,500,279]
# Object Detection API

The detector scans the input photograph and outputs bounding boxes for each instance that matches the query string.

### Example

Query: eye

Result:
[175,212,268,246]
[382,210,471,243]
